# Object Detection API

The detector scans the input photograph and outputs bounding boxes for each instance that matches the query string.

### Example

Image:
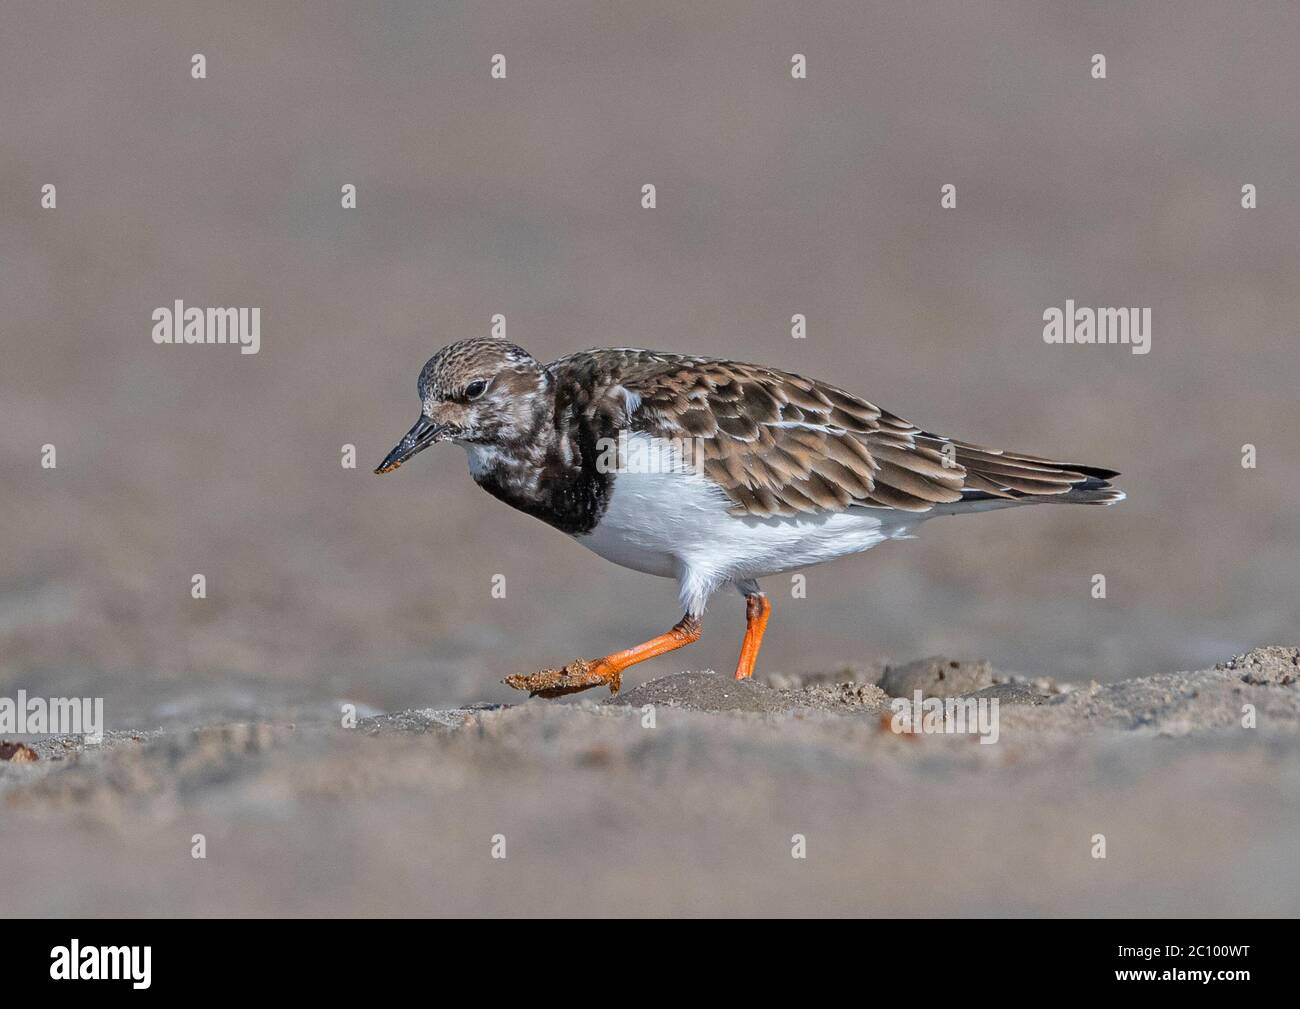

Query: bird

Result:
[376,338,1123,698]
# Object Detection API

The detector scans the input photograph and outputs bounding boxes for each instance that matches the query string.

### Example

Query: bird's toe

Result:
[503,658,619,698]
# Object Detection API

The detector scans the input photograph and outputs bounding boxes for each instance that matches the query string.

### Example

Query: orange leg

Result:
[733,592,772,680]
[504,615,702,698]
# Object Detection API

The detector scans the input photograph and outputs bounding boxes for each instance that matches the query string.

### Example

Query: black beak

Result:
[375,415,448,474]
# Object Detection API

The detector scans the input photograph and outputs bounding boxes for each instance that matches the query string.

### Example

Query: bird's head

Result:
[375,338,547,474]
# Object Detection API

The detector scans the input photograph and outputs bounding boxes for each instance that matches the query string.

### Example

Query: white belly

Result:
[572,433,919,612]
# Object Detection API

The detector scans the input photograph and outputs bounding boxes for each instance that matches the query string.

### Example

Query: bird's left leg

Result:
[504,615,702,698]
[733,589,771,680]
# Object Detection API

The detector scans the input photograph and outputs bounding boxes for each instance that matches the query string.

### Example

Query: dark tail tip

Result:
[1062,472,1125,504]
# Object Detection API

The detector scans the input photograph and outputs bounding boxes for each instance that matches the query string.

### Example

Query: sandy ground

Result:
[2,646,1296,917]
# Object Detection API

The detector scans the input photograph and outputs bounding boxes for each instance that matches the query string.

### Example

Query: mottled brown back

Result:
[548,348,1121,518]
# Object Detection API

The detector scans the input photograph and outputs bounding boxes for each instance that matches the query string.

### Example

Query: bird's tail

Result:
[1048,472,1126,505]
[924,438,1125,506]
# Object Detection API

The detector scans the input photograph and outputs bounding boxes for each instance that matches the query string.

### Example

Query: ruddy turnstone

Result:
[377,339,1123,698]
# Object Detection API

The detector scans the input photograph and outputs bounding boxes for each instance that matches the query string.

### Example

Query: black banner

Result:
[0,920,1283,995]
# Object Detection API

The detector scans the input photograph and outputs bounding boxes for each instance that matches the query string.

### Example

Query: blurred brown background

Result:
[3,1,1298,724]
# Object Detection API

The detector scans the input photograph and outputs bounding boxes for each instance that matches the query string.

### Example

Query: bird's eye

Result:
[464,379,489,400]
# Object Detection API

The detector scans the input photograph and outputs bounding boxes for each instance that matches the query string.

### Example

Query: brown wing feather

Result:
[549,349,1119,518]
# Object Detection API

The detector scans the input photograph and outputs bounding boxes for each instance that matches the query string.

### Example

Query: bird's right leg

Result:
[733,591,771,680]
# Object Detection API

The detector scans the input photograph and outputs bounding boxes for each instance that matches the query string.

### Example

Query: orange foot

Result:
[504,657,621,699]
[505,615,702,699]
